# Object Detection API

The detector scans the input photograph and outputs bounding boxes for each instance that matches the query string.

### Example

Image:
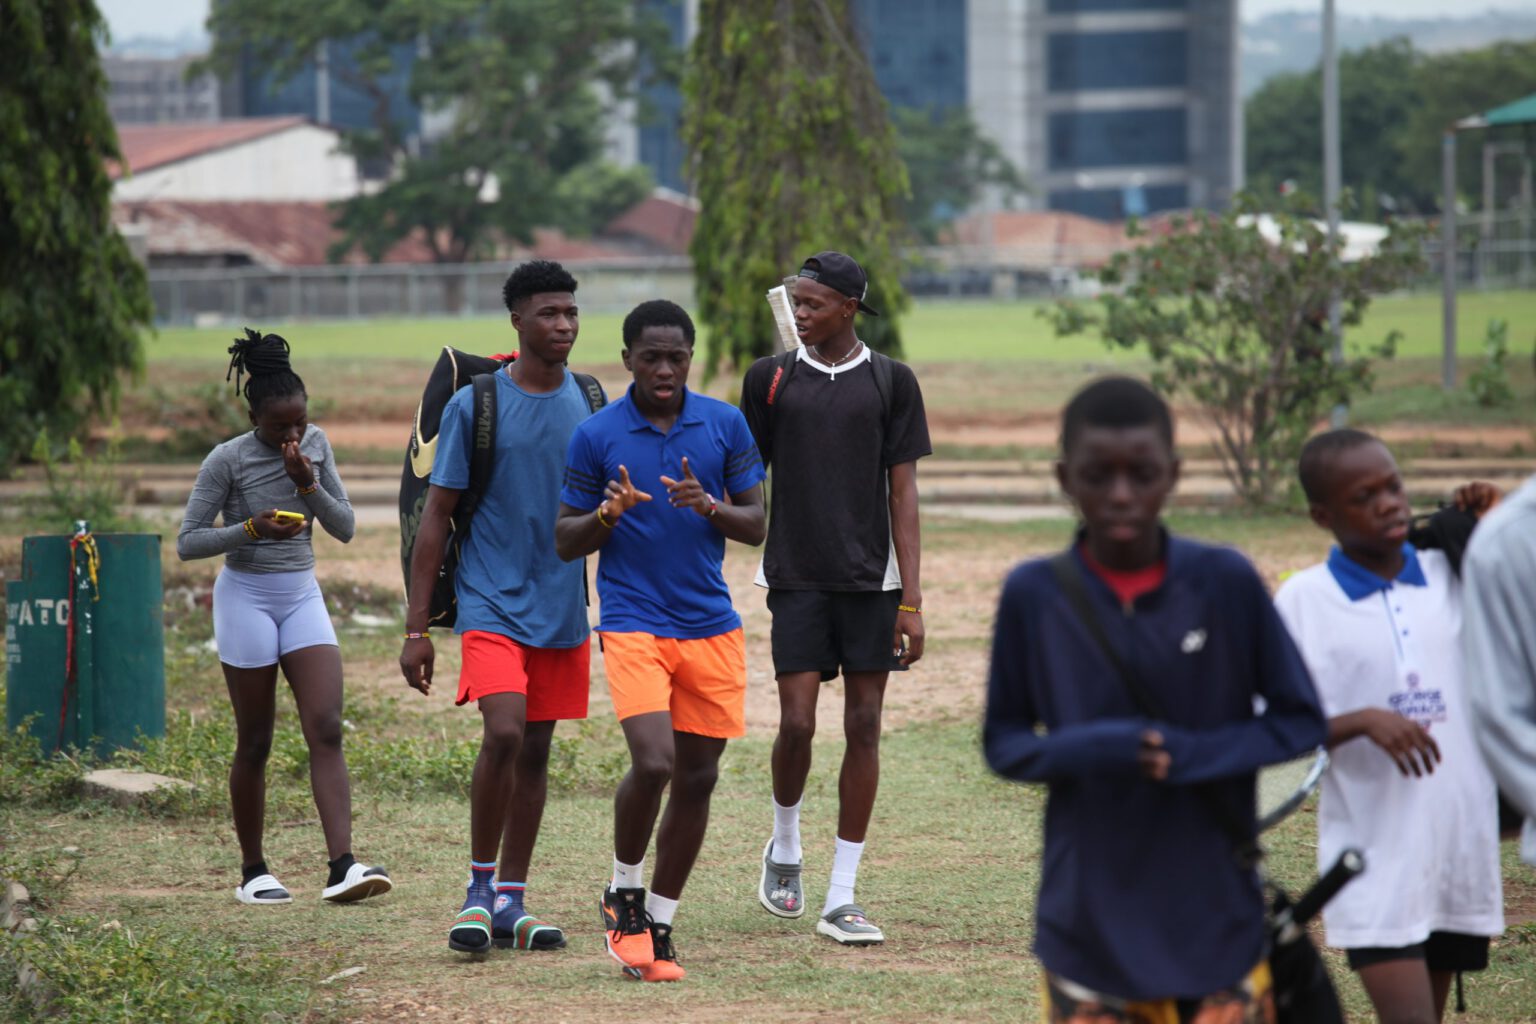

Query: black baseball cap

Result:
[797,251,879,316]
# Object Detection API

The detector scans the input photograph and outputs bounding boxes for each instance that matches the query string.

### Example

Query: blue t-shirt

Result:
[432,369,595,647]
[561,386,766,639]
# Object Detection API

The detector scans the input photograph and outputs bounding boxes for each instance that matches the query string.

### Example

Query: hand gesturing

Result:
[600,465,653,524]
[660,457,714,517]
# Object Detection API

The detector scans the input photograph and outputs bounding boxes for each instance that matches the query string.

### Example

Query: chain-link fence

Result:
[145,218,1536,326]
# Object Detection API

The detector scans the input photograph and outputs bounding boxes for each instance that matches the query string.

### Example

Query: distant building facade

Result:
[112,117,364,202]
[220,40,421,145]
[104,54,220,124]
[618,0,1239,221]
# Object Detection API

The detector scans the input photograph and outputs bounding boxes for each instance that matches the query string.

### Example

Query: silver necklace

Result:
[812,341,862,380]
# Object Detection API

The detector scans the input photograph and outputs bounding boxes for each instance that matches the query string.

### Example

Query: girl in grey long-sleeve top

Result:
[178,329,391,907]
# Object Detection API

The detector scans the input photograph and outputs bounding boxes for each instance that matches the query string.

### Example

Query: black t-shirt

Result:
[740,346,931,591]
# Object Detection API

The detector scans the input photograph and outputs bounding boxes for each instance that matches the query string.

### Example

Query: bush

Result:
[1,917,314,1023]
[1468,318,1514,407]
[19,428,139,533]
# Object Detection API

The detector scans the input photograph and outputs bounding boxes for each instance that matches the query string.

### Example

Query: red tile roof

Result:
[113,200,435,266]
[112,116,311,178]
[602,190,699,255]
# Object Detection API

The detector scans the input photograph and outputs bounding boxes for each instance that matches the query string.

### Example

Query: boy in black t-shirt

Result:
[739,251,931,944]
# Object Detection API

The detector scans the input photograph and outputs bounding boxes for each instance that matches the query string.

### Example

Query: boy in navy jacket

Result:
[982,377,1326,1022]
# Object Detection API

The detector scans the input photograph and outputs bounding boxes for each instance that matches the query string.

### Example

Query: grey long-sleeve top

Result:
[1461,473,1536,865]
[176,425,354,572]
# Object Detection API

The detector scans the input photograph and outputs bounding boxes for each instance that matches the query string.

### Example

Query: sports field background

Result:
[3,288,1535,1021]
[141,288,1536,365]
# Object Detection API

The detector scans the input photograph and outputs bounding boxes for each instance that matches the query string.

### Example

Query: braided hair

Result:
[227,328,306,412]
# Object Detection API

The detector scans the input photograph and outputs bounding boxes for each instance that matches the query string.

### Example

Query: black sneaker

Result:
[599,886,655,969]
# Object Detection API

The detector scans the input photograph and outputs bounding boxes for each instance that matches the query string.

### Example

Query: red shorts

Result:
[456,631,591,722]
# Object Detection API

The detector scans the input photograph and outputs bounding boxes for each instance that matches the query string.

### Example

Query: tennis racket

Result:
[1257,746,1330,832]
[766,283,800,352]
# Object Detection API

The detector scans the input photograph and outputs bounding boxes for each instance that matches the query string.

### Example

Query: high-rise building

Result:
[971,0,1241,220]
[105,54,221,124]
[220,39,421,144]
[626,0,1240,220]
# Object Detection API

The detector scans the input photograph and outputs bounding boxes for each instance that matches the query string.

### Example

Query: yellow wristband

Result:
[596,506,614,529]
[898,604,921,614]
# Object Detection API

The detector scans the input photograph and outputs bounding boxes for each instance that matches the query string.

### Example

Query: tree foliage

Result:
[1245,37,1536,215]
[1047,195,1426,506]
[683,0,911,371]
[893,105,1026,244]
[201,0,668,268]
[0,0,152,472]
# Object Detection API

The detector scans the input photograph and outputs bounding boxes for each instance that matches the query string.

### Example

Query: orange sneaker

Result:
[600,886,655,969]
[623,923,685,982]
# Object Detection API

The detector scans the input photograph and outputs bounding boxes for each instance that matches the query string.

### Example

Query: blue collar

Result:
[1326,543,1427,601]
[619,385,703,433]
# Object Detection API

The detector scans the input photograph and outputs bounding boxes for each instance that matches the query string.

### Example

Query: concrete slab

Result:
[81,768,193,808]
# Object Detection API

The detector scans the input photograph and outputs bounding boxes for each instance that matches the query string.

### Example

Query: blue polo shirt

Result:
[561,386,766,639]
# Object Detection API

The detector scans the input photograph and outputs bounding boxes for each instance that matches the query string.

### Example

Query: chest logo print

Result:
[1180,629,1207,654]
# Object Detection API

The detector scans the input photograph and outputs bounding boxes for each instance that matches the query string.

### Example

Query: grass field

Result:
[3,515,1535,1023]
[140,289,1536,366]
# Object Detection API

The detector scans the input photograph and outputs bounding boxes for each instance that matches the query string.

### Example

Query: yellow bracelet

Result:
[596,506,614,529]
[898,604,921,614]
[296,483,318,496]
[243,518,259,539]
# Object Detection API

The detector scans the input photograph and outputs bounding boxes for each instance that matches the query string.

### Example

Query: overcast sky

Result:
[98,0,1536,43]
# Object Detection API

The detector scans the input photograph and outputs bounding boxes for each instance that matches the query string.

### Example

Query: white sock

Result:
[645,891,679,927]
[772,798,802,864]
[611,856,644,891]
[822,837,865,916]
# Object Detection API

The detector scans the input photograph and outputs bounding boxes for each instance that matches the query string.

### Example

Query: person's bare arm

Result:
[1328,708,1441,776]
[660,456,766,546]
[554,465,652,561]
[889,459,924,666]
[398,485,460,696]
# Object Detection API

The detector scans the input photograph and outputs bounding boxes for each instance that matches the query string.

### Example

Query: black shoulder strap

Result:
[765,348,798,407]
[869,350,894,424]
[1048,550,1260,863]
[572,371,606,414]
[457,372,499,535]
[1049,552,1164,719]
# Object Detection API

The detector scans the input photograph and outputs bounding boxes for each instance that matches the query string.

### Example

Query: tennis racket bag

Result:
[400,347,510,629]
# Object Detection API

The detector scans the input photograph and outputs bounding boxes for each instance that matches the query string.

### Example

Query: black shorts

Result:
[766,589,907,682]
[1345,932,1491,973]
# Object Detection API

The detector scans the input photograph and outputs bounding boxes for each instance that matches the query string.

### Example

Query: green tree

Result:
[0,0,152,472]
[1245,37,1536,215]
[1245,38,1422,215]
[892,105,1025,243]
[683,0,911,371]
[1402,39,1536,211]
[201,0,670,304]
[1047,194,1425,506]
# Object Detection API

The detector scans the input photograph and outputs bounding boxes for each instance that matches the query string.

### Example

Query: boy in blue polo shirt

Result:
[1275,429,1503,1023]
[983,377,1326,1023]
[556,299,766,983]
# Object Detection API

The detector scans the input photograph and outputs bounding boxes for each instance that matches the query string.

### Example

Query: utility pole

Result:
[1323,0,1345,426]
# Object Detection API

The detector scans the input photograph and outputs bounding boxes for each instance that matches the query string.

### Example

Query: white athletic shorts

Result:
[212,568,338,669]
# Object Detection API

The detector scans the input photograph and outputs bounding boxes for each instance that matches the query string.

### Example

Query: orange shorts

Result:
[456,631,591,722]
[598,629,746,739]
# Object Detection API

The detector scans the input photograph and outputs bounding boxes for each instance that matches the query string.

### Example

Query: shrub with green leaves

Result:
[1468,318,1514,408]
[2,917,314,1023]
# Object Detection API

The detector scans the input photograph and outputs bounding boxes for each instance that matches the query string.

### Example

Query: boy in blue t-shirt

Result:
[401,261,600,957]
[983,377,1325,1022]
[556,300,766,982]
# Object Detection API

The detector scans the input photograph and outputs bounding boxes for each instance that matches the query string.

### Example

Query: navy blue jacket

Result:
[983,535,1325,1001]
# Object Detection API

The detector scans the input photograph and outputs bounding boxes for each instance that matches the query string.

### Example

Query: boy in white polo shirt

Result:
[1275,429,1503,1023]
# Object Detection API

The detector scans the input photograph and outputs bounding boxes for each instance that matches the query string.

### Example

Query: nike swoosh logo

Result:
[408,402,438,479]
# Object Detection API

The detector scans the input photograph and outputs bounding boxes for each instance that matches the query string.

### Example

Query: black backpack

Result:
[399,347,605,628]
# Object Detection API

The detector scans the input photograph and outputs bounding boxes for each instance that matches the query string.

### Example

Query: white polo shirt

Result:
[1275,545,1503,949]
